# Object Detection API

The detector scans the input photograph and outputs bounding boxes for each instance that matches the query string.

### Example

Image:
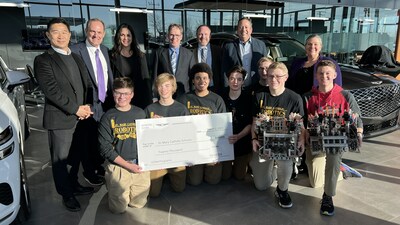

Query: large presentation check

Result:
[136,113,234,171]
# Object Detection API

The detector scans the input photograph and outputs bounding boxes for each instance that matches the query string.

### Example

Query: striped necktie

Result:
[171,50,177,75]
[201,47,207,63]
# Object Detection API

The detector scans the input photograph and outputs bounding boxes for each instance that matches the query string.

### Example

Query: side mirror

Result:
[6,70,30,91]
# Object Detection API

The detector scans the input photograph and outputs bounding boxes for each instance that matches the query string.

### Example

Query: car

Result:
[0,56,31,224]
[182,32,400,137]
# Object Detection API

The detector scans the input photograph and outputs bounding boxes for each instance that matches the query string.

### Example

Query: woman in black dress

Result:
[109,23,152,109]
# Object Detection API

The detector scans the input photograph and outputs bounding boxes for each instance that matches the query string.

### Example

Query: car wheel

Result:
[24,114,30,140]
[15,152,31,223]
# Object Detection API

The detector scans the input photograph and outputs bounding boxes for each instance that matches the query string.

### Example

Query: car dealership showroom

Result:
[1,0,400,224]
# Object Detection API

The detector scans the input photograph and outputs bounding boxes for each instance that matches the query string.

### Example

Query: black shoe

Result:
[320,193,335,216]
[83,174,104,186]
[73,183,94,195]
[275,187,293,208]
[63,196,81,212]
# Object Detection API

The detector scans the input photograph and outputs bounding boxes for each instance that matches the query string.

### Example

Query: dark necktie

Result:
[201,47,207,63]
[95,49,106,102]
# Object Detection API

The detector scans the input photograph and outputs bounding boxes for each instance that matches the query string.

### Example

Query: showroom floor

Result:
[20,104,400,225]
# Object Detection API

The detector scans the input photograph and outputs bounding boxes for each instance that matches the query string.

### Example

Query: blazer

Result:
[70,42,114,121]
[34,48,92,130]
[221,37,269,87]
[153,46,195,97]
[193,44,223,95]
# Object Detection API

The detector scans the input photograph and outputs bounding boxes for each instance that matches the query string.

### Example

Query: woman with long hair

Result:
[109,23,152,109]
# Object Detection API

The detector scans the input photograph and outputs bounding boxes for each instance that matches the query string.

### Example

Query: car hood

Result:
[340,64,399,90]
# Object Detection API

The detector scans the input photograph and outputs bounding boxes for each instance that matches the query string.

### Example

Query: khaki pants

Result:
[249,151,292,191]
[187,163,222,185]
[105,164,150,214]
[305,147,342,196]
[222,153,252,180]
[149,166,186,197]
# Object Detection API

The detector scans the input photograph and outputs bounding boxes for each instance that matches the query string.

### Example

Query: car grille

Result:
[0,183,14,205]
[350,83,400,117]
[363,117,399,134]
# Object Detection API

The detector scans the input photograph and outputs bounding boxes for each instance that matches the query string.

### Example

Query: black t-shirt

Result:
[177,91,226,115]
[222,89,253,156]
[252,87,304,118]
[144,101,189,118]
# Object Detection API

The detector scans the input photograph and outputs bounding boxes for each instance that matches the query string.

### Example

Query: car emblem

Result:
[371,81,383,85]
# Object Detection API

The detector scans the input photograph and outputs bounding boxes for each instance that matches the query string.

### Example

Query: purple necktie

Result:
[95,49,106,102]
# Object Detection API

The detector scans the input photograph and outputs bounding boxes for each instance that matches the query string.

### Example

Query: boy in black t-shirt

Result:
[98,77,150,213]
[250,62,305,209]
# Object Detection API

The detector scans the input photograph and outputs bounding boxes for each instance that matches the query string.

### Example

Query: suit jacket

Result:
[34,48,92,130]
[221,37,269,88]
[70,42,114,121]
[193,44,223,95]
[153,46,195,97]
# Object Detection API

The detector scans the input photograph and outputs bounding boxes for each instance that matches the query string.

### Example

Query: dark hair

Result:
[316,60,337,72]
[113,77,134,91]
[237,17,252,27]
[227,65,247,79]
[85,18,105,33]
[196,24,211,34]
[110,23,142,58]
[46,18,70,32]
[189,63,213,81]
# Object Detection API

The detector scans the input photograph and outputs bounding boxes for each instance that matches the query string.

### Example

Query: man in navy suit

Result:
[222,17,269,89]
[153,23,195,98]
[193,25,223,95]
[34,18,94,212]
[70,18,114,186]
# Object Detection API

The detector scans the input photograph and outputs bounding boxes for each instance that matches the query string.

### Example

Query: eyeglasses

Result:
[169,34,182,38]
[267,75,287,80]
[113,91,132,97]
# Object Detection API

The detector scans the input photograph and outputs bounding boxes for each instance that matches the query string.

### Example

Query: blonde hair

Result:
[258,56,274,66]
[267,62,288,75]
[155,73,177,93]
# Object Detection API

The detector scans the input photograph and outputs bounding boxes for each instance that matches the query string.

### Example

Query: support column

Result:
[395,10,400,62]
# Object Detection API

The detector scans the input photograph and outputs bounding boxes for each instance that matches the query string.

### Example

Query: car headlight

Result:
[0,125,13,145]
[0,126,15,160]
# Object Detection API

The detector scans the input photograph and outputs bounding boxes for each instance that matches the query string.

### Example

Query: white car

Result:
[0,56,31,224]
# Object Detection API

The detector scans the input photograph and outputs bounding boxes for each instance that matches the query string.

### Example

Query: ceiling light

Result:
[0,3,29,8]
[243,13,271,19]
[306,17,329,21]
[110,8,153,14]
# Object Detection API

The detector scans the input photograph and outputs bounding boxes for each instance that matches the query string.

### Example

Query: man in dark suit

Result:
[70,18,114,186]
[193,25,223,95]
[153,23,195,98]
[221,17,269,89]
[34,18,94,212]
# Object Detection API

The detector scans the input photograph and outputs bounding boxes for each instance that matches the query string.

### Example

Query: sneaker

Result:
[83,174,104,186]
[320,193,335,216]
[340,162,362,179]
[275,187,293,208]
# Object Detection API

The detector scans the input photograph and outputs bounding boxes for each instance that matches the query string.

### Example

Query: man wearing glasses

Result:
[250,62,305,209]
[153,24,195,98]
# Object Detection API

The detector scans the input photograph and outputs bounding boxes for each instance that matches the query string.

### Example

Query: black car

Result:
[182,33,400,137]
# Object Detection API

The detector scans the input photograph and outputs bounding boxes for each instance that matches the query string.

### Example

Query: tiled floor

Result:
[21,104,400,225]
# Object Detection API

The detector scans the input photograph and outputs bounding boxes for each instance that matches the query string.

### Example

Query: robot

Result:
[255,112,303,161]
[307,105,360,155]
